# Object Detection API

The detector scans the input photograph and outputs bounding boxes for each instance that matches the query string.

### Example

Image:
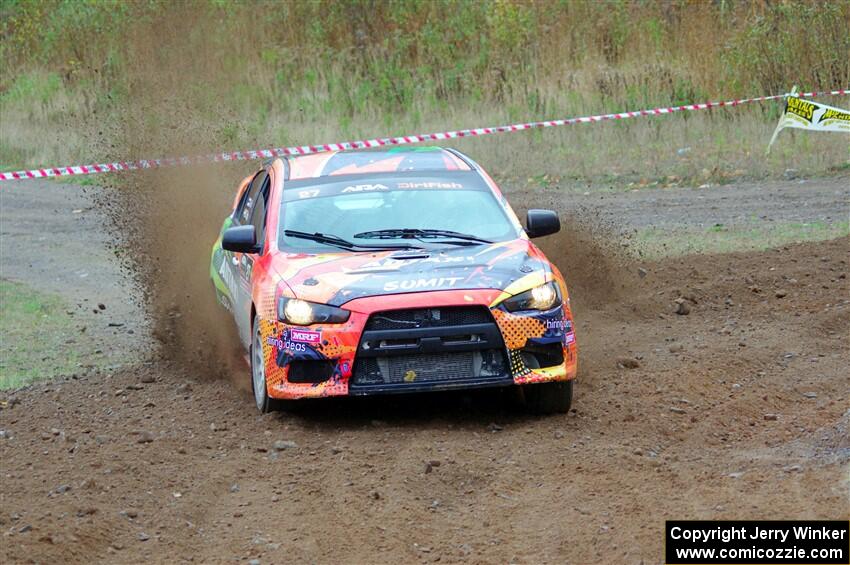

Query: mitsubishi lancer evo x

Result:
[210,147,577,414]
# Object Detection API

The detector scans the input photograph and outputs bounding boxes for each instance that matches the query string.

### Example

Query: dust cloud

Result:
[81,9,638,383]
[511,199,647,314]
[82,10,252,381]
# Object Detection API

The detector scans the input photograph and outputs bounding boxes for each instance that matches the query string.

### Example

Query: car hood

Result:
[270,239,548,308]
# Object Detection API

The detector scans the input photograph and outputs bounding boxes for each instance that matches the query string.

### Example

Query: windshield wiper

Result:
[283,230,423,252]
[353,228,493,245]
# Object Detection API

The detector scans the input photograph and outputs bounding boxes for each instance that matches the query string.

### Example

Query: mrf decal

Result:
[268,328,324,366]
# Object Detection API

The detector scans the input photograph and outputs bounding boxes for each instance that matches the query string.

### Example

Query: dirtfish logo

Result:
[396,181,464,189]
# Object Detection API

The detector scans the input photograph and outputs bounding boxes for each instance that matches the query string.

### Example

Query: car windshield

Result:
[277,176,519,252]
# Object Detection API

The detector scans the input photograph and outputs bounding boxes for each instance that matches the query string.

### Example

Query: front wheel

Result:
[251,315,279,413]
[522,380,573,414]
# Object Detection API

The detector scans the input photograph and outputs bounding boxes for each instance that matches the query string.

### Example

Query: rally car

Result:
[210,147,577,414]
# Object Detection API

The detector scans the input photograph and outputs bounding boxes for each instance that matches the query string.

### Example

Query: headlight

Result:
[277,297,350,325]
[503,281,561,312]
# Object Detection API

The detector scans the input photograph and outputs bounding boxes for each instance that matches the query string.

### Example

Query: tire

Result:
[519,353,573,414]
[522,380,573,415]
[250,314,279,414]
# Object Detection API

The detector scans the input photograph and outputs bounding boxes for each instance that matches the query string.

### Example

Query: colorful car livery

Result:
[210,147,577,413]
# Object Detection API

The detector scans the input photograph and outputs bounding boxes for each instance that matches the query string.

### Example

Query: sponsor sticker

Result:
[267,335,285,349]
[541,317,575,344]
[818,107,850,125]
[396,181,464,189]
[785,97,816,122]
[383,276,462,291]
[268,330,316,354]
[545,319,572,331]
[290,329,322,344]
[218,258,238,295]
[297,189,320,199]
[341,183,389,193]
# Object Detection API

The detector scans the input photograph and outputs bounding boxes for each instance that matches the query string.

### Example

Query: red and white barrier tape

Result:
[1,88,847,183]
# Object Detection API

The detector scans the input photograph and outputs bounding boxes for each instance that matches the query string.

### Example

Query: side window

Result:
[234,170,268,225]
[249,180,270,247]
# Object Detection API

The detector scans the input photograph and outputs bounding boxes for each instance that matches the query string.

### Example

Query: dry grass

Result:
[632,220,850,259]
[1,0,848,187]
[2,80,847,189]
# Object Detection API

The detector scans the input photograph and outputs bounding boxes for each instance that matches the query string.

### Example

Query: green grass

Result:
[633,221,850,259]
[0,279,97,389]
[55,174,98,186]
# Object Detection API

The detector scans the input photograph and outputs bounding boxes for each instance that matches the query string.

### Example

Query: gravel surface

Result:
[0,180,151,365]
[1,177,848,564]
[509,175,849,229]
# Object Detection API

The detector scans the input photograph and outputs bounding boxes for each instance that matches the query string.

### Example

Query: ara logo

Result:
[341,183,389,193]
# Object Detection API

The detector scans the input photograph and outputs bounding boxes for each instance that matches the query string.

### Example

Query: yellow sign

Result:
[767,87,850,153]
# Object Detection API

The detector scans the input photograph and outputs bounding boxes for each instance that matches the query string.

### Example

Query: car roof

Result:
[283,147,473,180]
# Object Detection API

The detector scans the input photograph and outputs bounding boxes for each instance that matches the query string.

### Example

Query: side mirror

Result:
[526,209,560,238]
[222,225,259,253]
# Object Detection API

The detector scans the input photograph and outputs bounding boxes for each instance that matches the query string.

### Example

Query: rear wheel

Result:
[251,315,279,413]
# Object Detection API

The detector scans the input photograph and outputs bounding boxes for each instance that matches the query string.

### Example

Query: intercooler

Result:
[349,306,513,393]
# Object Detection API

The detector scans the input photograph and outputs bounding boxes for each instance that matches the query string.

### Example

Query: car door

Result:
[224,170,269,344]
[236,173,271,342]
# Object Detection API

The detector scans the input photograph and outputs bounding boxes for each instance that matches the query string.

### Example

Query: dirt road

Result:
[0,180,151,369]
[1,177,848,564]
[511,176,849,229]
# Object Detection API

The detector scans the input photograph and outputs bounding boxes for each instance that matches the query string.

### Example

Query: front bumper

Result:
[258,289,577,400]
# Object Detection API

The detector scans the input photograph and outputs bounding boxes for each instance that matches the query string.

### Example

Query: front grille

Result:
[365,306,492,331]
[351,306,510,392]
[351,349,508,387]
